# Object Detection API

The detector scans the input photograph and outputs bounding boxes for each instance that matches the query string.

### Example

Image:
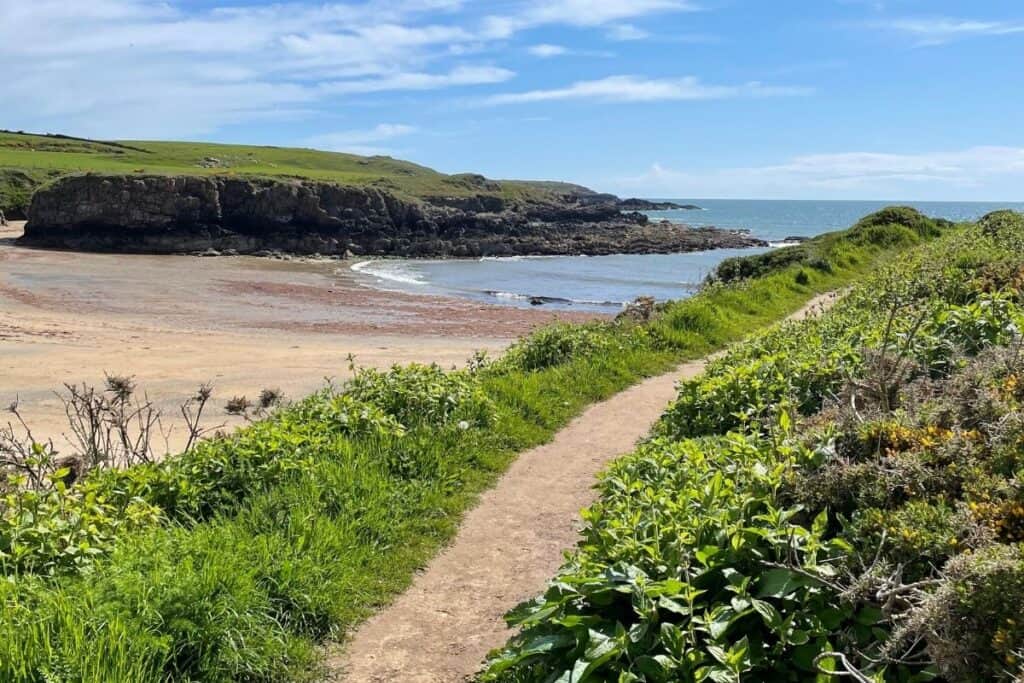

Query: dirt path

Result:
[327,292,839,683]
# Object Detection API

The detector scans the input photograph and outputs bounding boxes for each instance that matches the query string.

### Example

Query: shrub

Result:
[499,323,633,371]
[852,206,944,238]
[344,363,493,428]
[713,245,809,283]
[291,392,406,439]
[482,435,861,682]
[913,544,1024,682]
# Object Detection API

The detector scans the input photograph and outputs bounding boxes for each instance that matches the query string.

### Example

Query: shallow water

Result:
[352,199,1024,312]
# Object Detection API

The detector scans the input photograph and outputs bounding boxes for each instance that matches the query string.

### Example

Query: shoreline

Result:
[0,221,604,452]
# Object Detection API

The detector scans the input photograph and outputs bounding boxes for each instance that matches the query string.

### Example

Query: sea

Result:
[350,199,1024,313]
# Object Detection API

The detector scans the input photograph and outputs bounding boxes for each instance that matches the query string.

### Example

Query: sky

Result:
[3,0,1024,200]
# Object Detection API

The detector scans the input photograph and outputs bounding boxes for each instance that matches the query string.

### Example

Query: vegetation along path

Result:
[329,292,840,682]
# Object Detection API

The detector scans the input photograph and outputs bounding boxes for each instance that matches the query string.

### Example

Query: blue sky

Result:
[3,0,1024,199]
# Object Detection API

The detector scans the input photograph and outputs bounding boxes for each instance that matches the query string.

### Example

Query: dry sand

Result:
[0,221,602,451]
[327,292,839,683]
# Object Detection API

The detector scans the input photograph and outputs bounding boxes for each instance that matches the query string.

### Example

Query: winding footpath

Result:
[327,293,840,682]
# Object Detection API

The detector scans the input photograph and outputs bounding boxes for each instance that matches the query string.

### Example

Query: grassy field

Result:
[0,130,581,217]
[485,211,1024,682]
[0,207,949,681]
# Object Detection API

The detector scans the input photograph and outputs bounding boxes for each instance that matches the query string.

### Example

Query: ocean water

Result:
[351,199,1024,312]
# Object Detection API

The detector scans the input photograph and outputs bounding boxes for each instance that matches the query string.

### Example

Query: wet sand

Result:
[0,222,603,452]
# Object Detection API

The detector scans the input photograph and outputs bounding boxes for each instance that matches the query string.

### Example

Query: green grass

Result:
[0,130,575,216]
[0,210,949,681]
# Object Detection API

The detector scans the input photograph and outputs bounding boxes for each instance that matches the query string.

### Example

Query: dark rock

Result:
[616,296,657,323]
[21,174,766,257]
[616,198,701,211]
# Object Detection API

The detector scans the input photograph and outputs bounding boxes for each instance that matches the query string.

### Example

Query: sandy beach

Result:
[0,221,603,452]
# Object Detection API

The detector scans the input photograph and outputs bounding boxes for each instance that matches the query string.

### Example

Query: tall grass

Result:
[0,210,948,681]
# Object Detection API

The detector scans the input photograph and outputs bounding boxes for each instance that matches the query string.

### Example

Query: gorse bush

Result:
[0,207,949,681]
[485,213,1024,682]
[913,544,1024,682]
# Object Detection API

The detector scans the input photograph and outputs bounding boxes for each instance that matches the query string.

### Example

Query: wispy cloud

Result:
[480,75,811,105]
[613,147,1024,199]
[480,0,698,39]
[877,17,1024,46]
[606,24,650,41]
[526,43,613,58]
[320,66,515,94]
[527,44,569,57]
[304,123,418,155]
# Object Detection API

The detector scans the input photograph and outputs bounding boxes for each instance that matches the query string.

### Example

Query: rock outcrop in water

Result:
[21,174,764,257]
[615,199,701,211]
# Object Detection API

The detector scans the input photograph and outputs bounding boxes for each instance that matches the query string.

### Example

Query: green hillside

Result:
[0,130,576,218]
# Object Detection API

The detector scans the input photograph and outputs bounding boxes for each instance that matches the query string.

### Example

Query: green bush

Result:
[344,362,493,428]
[483,435,862,682]
[914,544,1024,682]
[713,245,809,283]
[852,205,946,238]
[498,323,623,371]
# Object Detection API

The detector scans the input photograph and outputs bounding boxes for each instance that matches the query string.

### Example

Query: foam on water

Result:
[351,260,428,286]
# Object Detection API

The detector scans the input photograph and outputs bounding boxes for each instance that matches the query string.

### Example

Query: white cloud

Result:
[1,1,511,138]
[321,66,515,95]
[528,44,570,57]
[877,17,1024,46]
[606,24,650,41]
[525,43,613,59]
[480,0,697,39]
[305,123,418,155]
[611,147,1024,199]
[1,0,706,138]
[480,75,811,105]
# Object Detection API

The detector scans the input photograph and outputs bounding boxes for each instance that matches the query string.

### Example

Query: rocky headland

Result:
[20,174,763,257]
[615,198,702,211]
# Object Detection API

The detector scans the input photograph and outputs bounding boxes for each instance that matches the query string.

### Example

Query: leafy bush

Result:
[483,435,862,682]
[657,312,864,440]
[499,323,623,371]
[344,362,493,428]
[291,391,407,439]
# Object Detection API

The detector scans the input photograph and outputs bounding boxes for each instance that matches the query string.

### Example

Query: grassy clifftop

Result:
[0,130,584,217]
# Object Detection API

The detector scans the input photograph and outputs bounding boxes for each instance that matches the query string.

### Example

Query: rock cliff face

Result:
[22,174,765,257]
